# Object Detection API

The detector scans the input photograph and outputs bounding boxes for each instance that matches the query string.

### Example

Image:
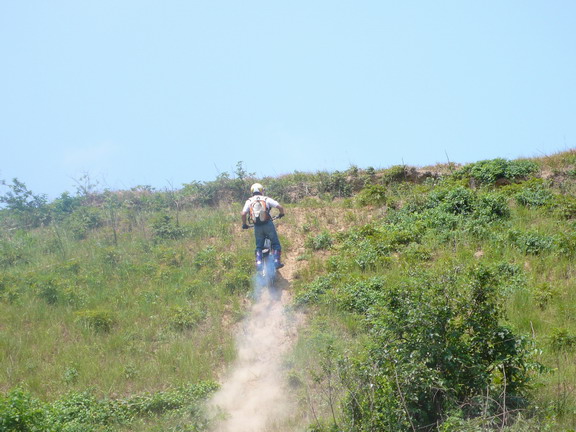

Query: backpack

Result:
[249,196,270,225]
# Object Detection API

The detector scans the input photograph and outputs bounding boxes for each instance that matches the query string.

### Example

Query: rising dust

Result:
[209,278,301,432]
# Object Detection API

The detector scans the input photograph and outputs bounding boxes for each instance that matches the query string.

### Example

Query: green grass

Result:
[2,152,576,430]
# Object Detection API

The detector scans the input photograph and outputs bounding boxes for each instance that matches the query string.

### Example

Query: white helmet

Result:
[250,183,264,194]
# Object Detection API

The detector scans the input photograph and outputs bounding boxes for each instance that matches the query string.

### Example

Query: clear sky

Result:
[1,1,575,199]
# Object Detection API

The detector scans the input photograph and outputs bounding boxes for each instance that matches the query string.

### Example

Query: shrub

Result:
[356,184,387,206]
[66,206,103,239]
[318,171,352,198]
[549,328,576,352]
[510,230,555,255]
[382,165,408,183]
[515,183,553,207]
[168,306,206,331]
[427,186,476,215]
[0,237,29,268]
[0,388,48,431]
[552,194,576,219]
[74,309,117,333]
[222,269,251,293]
[343,266,537,429]
[455,158,539,185]
[193,246,217,269]
[306,231,334,250]
[474,193,510,220]
[151,213,185,240]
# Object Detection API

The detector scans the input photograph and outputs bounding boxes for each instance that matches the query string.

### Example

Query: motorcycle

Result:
[246,213,282,289]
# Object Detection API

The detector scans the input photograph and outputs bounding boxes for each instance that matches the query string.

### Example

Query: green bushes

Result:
[151,213,185,240]
[168,306,206,331]
[306,231,334,250]
[0,382,218,431]
[298,266,538,431]
[74,309,117,333]
[356,184,387,206]
[65,206,103,240]
[455,158,539,185]
[515,182,553,207]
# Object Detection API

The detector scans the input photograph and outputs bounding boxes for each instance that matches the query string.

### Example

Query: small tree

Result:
[0,178,49,228]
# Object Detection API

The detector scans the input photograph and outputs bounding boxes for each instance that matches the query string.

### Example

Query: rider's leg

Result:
[262,222,283,268]
[254,225,266,268]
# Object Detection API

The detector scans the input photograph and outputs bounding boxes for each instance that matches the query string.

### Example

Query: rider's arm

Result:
[241,200,250,227]
[265,197,285,217]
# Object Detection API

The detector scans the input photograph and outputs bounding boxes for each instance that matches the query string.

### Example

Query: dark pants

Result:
[254,220,281,253]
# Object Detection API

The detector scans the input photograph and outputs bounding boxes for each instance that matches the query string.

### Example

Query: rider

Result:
[241,183,285,269]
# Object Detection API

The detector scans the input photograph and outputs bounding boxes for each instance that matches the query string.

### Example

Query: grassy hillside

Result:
[1,151,576,431]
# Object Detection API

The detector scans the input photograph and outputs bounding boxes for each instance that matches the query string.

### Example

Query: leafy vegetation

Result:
[1,151,576,430]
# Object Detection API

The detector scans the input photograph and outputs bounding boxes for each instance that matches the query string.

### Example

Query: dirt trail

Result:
[209,215,305,431]
[208,207,373,430]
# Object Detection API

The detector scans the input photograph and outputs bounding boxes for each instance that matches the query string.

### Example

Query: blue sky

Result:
[1,1,575,199]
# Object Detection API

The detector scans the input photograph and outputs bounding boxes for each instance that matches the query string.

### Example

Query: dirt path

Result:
[208,216,305,431]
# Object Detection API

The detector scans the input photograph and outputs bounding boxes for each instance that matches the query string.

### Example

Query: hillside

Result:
[1,151,576,431]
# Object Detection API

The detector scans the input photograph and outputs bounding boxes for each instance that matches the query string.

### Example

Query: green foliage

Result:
[455,158,539,185]
[0,388,47,432]
[222,269,251,293]
[318,171,352,198]
[193,246,217,269]
[151,213,185,240]
[475,192,510,220]
[509,230,555,255]
[0,382,218,431]
[301,266,538,431]
[306,231,334,251]
[74,309,117,333]
[552,194,576,219]
[549,328,576,352]
[356,184,387,206]
[0,178,50,229]
[168,306,206,331]
[515,182,553,207]
[0,235,30,268]
[66,207,103,240]
[382,165,408,183]
[49,192,83,221]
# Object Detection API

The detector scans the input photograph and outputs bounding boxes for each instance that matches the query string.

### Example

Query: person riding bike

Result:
[241,183,285,269]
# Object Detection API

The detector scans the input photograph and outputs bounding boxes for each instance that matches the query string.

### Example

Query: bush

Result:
[549,328,576,352]
[151,213,185,240]
[0,382,219,431]
[427,186,476,215]
[306,231,334,250]
[168,306,206,331]
[193,246,217,269]
[74,309,117,333]
[356,184,387,206]
[474,193,510,220]
[515,183,553,207]
[0,237,29,268]
[0,388,48,431]
[342,266,536,430]
[318,171,352,198]
[66,207,103,240]
[456,158,539,185]
[509,230,555,255]
[222,269,251,293]
[553,194,576,219]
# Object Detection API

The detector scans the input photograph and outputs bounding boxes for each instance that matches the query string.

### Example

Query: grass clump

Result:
[74,309,117,333]
[455,158,539,186]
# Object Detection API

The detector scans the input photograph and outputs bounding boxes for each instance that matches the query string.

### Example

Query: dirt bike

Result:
[246,213,283,289]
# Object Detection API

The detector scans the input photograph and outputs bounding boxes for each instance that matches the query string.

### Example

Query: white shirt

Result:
[242,195,280,214]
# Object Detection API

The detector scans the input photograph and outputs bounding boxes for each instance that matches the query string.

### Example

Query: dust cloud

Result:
[209,280,301,432]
